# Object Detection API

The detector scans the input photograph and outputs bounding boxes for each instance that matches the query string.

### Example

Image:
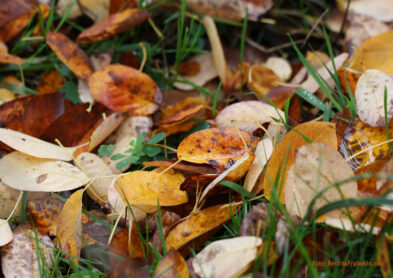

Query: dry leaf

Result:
[1,223,54,277]
[46,32,94,80]
[57,189,84,263]
[0,88,15,105]
[56,0,83,20]
[376,234,392,277]
[174,53,218,91]
[264,122,337,203]
[337,67,360,95]
[76,8,150,43]
[0,128,76,161]
[248,65,281,96]
[79,0,109,23]
[338,0,393,22]
[36,70,65,94]
[284,143,358,218]
[166,203,240,250]
[190,236,262,278]
[0,152,89,192]
[355,69,393,127]
[88,64,161,115]
[0,52,23,65]
[115,170,187,212]
[154,249,189,278]
[0,219,13,246]
[264,57,292,82]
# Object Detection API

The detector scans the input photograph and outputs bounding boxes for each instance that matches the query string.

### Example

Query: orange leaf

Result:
[46,32,94,80]
[153,249,189,278]
[76,8,150,44]
[36,70,65,94]
[88,64,162,115]
[248,65,281,97]
[337,67,361,95]
[177,127,255,169]
[165,203,240,250]
[263,122,337,203]
[0,53,22,65]
[56,189,84,263]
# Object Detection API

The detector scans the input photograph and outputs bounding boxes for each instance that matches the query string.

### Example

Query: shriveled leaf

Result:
[190,236,262,278]
[154,249,189,278]
[46,32,94,80]
[115,170,187,212]
[1,223,54,276]
[0,128,76,160]
[177,127,255,168]
[0,219,13,246]
[88,64,162,115]
[27,196,63,236]
[77,8,151,43]
[166,203,240,250]
[36,70,65,94]
[57,189,84,263]
[284,143,358,218]
[0,152,89,192]
[264,122,337,203]
[216,101,284,133]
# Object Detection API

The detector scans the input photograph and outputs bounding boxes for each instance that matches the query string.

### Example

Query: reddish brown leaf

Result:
[46,32,94,80]
[76,8,151,44]
[263,86,297,109]
[88,64,162,115]
[108,229,129,267]
[36,70,66,94]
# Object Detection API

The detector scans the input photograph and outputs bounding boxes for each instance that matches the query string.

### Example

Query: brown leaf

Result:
[107,257,151,278]
[248,65,281,96]
[46,32,94,80]
[143,160,218,175]
[76,8,151,44]
[88,64,162,115]
[264,122,337,203]
[263,86,297,109]
[377,233,392,278]
[151,211,181,254]
[337,66,360,95]
[0,52,22,65]
[27,196,63,236]
[108,228,129,267]
[78,0,109,23]
[36,70,65,94]
[154,249,189,278]
[158,97,205,127]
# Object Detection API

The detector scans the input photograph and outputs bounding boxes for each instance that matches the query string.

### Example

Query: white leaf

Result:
[265,57,292,81]
[191,236,262,278]
[325,217,381,235]
[0,219,13,246]
[78,79,95,104]
[0,152,89,192]
[0,128,75,161]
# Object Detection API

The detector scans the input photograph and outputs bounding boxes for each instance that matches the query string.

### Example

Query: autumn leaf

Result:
[0,219,13,246]
[0,52,22,65]
[36,70,65,94]
[154,249,189,278]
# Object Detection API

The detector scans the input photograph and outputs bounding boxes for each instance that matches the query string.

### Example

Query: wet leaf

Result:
[189,236,262,278]
[46,32,94,80]
[1,223,54,276]
[154,249,189,278]
[0,152,89,192]
[88,64,162,115]
[76,8,151,44]
[0,219,13,246]
[27,196,63,236]
[165,203,240,250]
[264,122,337,203]
[36,70,65,95]
[115,170,187,212]
[57,189,84,263]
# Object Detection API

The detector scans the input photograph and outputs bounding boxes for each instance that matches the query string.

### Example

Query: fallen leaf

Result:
[0,152,89,192]
[143,160,218,175]
[248,65,281,96]
[0,219,13,246]
[115,170,187,212]
[339,0,393,22]
[284,143,358,218]
[337,66,360,95]
[355,69,393,127]
[57,189,84,263]
[1,223,54,276]
[0,88,15,105]
[27,196,63,236]
[76,8,151,43]
[263,86,297,109]
[0,128,76,160]
[177,127,255,169]
[106,257,151,278]
[108,228,129,267]
[36,70,65,94]
[46,32,94,80]
[215,101,284,133]
[0,52,23,65]
[165,203,240,250]
[88,64,162,115]
[377,233,392,278]
[239,202,277,236]
[190,236,262,278]
[264,122,337,203]
[151,211,181,253]
[264,57,292,82]
[154,249,189,278]
[158,97,205,126]
[56,0,83,19]
[79,0,109,23]
[90,50,113,70]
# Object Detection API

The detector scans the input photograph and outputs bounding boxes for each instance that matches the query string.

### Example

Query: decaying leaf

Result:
[264,122,337,203]
[46,32,94,80]
[115,170,187,212]
[215,101,284,133]
[27,196,63,236]
[165,203,240,250]
[284,143,358,218]
[190,236,262,278]
[76,8,151,43]
[154,249,189,278]
[0,128,76,161]
[355,69,393,127]
[57,189,84,263]
[88,64,162,115]
[0,219,13,246]
[36,70,65,94]
[1,223,54,276]
[0,152,89,192]
[75,152,115,204]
